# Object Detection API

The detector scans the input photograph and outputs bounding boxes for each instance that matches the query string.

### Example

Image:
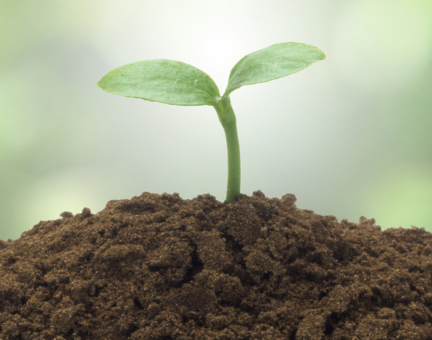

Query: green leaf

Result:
[98,59,221,106]
[225,42,326,96]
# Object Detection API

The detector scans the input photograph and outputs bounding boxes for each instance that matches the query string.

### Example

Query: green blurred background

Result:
[1,0,432,240]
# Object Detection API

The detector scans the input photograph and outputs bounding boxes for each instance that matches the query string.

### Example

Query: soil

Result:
[1,191,432,340]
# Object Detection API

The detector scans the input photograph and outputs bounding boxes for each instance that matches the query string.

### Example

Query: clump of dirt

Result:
[1,191,432,340]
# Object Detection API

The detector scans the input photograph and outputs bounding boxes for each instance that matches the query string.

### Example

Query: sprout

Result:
[98,42,325,202]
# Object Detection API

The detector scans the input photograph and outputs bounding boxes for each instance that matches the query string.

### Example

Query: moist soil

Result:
[1,191,432,340]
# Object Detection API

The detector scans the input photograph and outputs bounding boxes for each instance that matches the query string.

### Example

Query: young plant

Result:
[98,42,325,203]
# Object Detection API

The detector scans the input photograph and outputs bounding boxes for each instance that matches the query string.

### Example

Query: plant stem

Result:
[214,95,241,203]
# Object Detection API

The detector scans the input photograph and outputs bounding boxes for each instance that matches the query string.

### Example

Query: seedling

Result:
[98,42,325,203]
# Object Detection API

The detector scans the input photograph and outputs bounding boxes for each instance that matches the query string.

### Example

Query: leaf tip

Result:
[319,50,326,61]
[96,76,106,90]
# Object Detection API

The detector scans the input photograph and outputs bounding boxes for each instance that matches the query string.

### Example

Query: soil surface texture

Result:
[1,191,432,340]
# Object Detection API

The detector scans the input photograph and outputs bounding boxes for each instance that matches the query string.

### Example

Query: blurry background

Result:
[1,0,432,240]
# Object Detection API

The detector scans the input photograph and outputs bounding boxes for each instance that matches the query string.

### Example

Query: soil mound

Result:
[1,191,432,339]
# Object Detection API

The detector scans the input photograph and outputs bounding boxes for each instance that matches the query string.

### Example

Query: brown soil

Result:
[1,191,432,340]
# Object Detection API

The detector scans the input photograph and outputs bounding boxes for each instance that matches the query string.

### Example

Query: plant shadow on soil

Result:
[1,191,432,340]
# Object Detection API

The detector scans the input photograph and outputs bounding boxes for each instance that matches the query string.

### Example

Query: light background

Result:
[1,0,432,240]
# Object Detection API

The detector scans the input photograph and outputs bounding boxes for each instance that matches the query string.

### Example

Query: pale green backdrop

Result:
[1,0,432,240]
